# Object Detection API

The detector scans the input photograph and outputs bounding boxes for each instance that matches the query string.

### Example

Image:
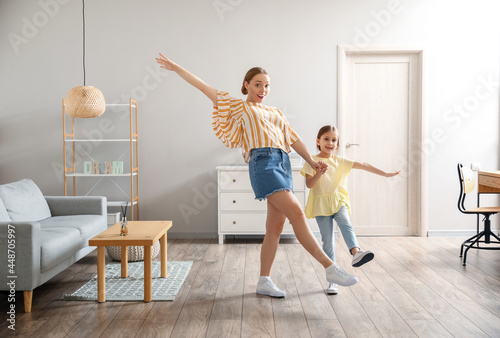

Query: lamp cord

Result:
[82,0,86,86]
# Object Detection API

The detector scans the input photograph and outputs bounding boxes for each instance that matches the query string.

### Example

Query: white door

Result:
[338,46,424,236]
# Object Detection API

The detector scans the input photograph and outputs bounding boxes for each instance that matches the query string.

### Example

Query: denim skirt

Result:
[248,147,294,200]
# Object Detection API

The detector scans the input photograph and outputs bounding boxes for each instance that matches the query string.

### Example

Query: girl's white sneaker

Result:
[352,250,375,267]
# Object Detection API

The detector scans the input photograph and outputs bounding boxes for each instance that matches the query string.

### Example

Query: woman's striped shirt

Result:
[212,90,300,162]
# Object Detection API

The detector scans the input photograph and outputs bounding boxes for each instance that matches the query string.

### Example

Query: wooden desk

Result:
[89,221,173,303]
[477,171,500,232]
[478,171,500,193]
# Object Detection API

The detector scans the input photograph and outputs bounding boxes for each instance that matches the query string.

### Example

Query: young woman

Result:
[301,125,400,294]
[156,54,358,297]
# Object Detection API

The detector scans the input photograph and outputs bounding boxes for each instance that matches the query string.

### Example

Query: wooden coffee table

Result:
[89,220,173,302]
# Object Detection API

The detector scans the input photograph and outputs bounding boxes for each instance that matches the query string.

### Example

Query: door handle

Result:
[346,143,360,149]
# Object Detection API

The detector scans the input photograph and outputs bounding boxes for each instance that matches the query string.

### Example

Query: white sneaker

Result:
[326,264,358,286]
[352,250,375,267]
[256,277,286,298]
[326,282,338,295]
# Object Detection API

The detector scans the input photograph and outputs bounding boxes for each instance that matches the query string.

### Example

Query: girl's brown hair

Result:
[316,125,340,151]
[241,67,269,95]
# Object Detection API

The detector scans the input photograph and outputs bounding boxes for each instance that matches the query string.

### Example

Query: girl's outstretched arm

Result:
[156,53,217,105]
[352,161,400,177]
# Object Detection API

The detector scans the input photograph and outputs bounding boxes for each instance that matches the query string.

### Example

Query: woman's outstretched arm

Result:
[156,53,217,105]
[291,139,327,173]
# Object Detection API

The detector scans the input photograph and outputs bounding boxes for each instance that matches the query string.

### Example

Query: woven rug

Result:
[64,261,192,301]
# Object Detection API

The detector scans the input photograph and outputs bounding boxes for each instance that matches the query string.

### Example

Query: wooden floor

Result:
[1,236,500,337]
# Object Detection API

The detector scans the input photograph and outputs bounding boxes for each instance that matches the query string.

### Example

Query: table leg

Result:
[121,246,128,278]
[144,245,152,302]
[97,246,106,302]
[160,234,167,278]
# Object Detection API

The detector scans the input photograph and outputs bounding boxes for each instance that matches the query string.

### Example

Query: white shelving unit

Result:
[65,173,138,177]
[216,165,319,244]
[63,99,140,221]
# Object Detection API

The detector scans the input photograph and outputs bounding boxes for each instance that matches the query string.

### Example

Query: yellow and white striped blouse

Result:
[212,90,300,162]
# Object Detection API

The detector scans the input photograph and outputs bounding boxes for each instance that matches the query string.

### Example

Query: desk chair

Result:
[457,163,500,266]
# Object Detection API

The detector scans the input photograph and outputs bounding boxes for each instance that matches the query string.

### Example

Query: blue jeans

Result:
[315,206,359,263]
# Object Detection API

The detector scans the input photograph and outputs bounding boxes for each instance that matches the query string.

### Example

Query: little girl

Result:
[301,125,400,295]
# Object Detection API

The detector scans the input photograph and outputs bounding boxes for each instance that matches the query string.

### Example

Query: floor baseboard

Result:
[427,229,500,237]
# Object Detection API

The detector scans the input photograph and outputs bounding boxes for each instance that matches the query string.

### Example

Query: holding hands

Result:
[312,160,328,174]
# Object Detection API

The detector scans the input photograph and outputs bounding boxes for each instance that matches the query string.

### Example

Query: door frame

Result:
[337,45,427,237]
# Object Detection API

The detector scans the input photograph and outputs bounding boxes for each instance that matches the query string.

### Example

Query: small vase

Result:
[120,217,128,236]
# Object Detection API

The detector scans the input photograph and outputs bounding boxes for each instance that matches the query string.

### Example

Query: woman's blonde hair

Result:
[317,125,340,151]
[241,67,269,95]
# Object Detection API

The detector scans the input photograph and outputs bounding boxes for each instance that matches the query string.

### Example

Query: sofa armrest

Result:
[0,222,41,291]
[45,196,107,217]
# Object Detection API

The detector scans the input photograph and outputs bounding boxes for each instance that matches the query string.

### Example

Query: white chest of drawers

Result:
[216,166,318,244]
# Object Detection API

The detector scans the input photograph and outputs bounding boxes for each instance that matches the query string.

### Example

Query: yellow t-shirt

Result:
[300,155,354,218]
[212,90,300,162]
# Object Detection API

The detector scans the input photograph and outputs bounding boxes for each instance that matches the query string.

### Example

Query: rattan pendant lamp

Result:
[65,0,105,118]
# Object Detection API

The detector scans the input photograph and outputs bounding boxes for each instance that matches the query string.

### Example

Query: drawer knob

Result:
[233,200,236,203]
[233,221,236,224]
[233,179,236,182]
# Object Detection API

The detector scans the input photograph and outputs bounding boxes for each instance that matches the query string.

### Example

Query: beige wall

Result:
[1,0,499,236]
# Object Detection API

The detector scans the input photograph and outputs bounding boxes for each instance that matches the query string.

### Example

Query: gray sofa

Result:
[0,179,106,312]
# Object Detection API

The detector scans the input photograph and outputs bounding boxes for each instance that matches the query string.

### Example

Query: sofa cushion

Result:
[0,179,51,222]
[40,215,106,247]
[40,228,81,272]
[0,198,11,222]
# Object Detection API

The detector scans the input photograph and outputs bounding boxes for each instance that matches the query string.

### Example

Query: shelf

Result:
[63,98,139,220]
[65,139,136,142]
[65,173,137,177]
[107,200,138,207]
[106,103,137,107]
